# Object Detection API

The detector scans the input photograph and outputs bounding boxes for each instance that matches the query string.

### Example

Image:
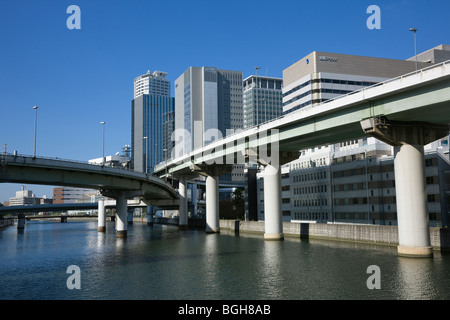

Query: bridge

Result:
[0,155,179,237]
[154,60,450,257]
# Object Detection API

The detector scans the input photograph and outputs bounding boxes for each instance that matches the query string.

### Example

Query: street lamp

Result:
[255,67,261,126]
[409,28,418,71]
[33,106,38,158]
[100,121,105,165]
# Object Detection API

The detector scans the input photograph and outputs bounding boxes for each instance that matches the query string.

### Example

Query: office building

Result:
[174,66,244,181]
[243,75,283,128]
[134,70,171,99]
[175,66,243,152]
[9,189,41,206]
[255,137,450,227]
[253,45,450,226]
[407,44,450,64]
[53,187,97,204]
[132,70,174,174]
[282,50,433,114]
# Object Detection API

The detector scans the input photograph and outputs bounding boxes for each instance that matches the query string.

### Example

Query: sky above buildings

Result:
[1,0,449,201]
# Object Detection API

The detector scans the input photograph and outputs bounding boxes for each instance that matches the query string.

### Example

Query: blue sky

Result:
[1,0,449,202]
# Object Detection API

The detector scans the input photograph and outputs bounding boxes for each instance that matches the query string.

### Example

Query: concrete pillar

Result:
[179,176,188,229]
[146,205,153,226]
[97,200,106,232]
[127,208,133,225]
[206,174,219,233]
[394,144,433,257]
[360,118,448,257]
[115,193,128,238]
[17,213,25,230]
[263,163,284,240]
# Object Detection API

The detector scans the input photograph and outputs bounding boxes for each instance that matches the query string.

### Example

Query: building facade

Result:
[132,70,174,174]
[243,75,283,128]
[174,66,243,152]
[282,51,431,114]
[53,187,96,204]
[9,189,41,206]
[253,45,450,226]
[255,137,450,227]
[133,70,171,99]
[174,66,244,181]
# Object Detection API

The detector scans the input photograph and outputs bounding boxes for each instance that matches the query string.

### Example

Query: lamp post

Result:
[100,122,105,165]
[255,67,261,126]
[409,28,418,71]
[33,106,38,158]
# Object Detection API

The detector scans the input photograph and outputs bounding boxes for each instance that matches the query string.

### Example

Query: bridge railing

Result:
[1,151,175,190]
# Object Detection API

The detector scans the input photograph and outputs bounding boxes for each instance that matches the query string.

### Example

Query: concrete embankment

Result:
[0,219,13,230]
[219,220,450,251]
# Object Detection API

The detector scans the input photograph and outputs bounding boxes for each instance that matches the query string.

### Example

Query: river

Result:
[0,220,449,300]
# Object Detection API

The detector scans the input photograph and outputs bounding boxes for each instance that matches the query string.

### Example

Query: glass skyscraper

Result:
[131,70,174,174]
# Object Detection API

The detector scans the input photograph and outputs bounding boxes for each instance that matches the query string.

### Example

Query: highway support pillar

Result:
[361,117,448,257]
[17,213,25,230]
[97,200,106,232]
[205,170,219,234]
[115,193,128,238]
[190,165,232,234]
[127,208,133,225]
[263,163,284,240]
[146,205,153,226]
[100,189,144,239]
[178,176,188,230]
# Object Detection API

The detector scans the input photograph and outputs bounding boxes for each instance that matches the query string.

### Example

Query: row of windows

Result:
[281,78,377,99]
[293,185,328,195]
[292,212,330,221]
[292,171,328,182]
[282,90,312,107]
[282,100,312,114]
[293,198,329,207]
[317,78,378,86]
[291,211,440,221]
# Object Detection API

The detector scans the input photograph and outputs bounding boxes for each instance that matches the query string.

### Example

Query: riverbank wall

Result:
[0,219,13,230]
[219,220,450,251]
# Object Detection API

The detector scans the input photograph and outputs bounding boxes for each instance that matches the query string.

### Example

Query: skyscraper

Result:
[243,75,283,129]
[174,66,244,181]
[131,70,174,174]
[174,66,243,152]
[134,70,171,98]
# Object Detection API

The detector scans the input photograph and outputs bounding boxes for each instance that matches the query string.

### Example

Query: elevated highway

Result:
[155,60,450,257]
[0,154,179,237]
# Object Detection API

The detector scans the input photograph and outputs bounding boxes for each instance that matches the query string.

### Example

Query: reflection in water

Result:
[396,256,440,299]
[1,220,450,300]
[258,241,284,299]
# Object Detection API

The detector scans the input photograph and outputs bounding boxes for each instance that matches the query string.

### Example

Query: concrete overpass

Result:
[0,155,179,237]
[155,60,450,257]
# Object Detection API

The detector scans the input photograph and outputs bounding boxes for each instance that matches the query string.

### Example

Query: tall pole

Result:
[33,106,38,158]
[410,28,418,71]
[100,122,105,165]
[255,67,261,126]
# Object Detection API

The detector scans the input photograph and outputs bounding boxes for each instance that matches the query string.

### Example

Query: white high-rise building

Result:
[133,70,170,99]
